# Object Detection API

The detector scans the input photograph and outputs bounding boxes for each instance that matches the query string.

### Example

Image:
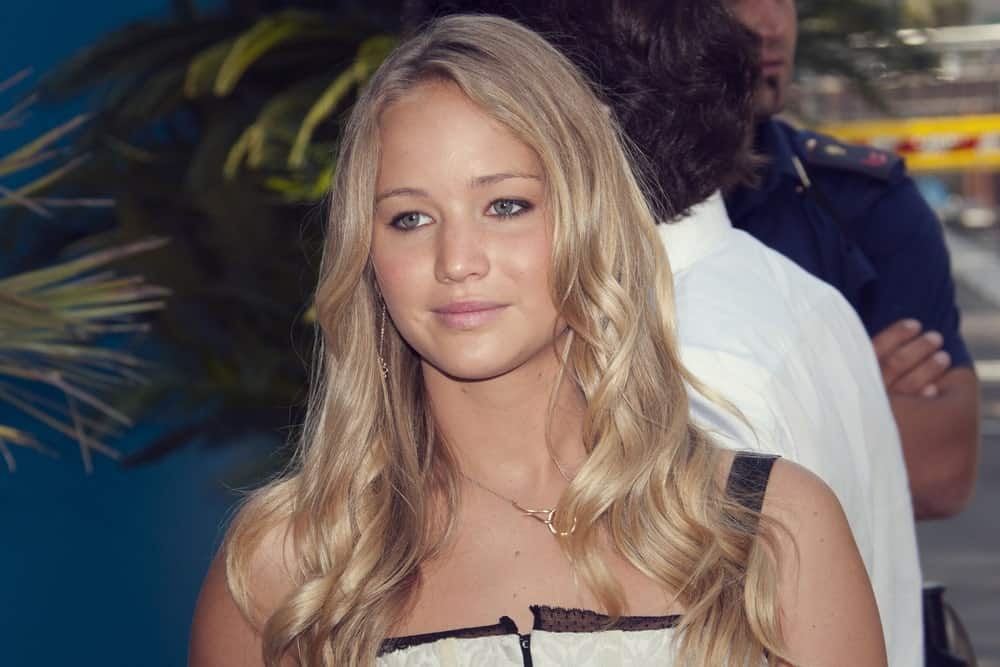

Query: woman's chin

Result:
[422,355,525,384]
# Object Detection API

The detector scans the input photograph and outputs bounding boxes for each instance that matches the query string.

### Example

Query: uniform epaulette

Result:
[795,130,900,181]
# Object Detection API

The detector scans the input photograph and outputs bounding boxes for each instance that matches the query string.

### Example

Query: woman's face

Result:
[371,81,563,382]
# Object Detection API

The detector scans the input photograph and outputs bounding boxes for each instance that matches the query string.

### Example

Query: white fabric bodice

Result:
[378,607,680,667]
[378,628,679,666]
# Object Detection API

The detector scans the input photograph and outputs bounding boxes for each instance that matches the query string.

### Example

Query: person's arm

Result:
[872,318,950,396]
[858,174,981,519]
[189,550,268,667]
[889,365,980,519]
[764,460,887,666]
[190,526,297,667]
[870,316,981,519]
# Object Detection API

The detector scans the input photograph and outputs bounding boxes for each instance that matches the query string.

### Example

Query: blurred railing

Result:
[817,113,1000,172]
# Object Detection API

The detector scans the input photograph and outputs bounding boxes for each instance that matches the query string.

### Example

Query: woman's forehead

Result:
[375,82,547,193]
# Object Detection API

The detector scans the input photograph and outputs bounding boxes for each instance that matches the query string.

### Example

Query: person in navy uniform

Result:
[723,0,980,520]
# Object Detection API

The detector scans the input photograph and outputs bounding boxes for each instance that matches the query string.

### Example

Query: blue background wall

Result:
[2,3,248,665]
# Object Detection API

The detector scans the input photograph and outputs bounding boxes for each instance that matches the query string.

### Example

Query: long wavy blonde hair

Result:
[225,14,786,666]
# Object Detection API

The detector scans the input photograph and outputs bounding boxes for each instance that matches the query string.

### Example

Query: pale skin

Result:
[189,81,885,666]
[726,0,981,519]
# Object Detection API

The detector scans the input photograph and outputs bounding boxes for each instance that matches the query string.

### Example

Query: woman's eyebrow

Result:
[375,187,429,205]
[469,172,542,188]
[375,173,542,204]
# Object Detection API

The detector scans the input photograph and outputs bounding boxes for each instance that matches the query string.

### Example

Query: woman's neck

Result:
[421,346,587,493]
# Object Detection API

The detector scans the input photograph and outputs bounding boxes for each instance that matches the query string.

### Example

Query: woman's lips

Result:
[432,302,508,329]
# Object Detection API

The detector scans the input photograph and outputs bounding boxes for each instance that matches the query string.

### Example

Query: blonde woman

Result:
[190,15,884,667]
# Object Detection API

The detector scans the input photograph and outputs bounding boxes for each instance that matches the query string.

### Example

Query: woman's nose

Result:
[434,217,490,284]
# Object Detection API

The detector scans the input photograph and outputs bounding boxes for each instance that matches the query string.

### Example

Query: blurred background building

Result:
[797,0,1000,230]
[791,1,1000,663]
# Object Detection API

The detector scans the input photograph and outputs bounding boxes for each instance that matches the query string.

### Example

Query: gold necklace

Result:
[460,469,577,537]
[547,443,574,483]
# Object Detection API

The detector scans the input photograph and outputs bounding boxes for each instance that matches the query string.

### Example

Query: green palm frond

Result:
[0,78,114,216]
[264,161,335,202]
[185,38,238,99]
[214,10,333,96]
[288,34,396,169]
[0,237,169,472]
[220,31,394,197]
[40,18,239,101]
[2,70,168,473]
[223,74,332,176]
[21,4,399,470]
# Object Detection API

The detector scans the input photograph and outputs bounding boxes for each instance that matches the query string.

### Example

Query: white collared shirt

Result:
[661,192,922,666]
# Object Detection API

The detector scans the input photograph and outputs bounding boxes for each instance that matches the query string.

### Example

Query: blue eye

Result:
[390,211,433,230]
[488,199,530,217]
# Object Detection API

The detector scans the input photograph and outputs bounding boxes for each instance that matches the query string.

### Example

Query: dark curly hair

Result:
[401,0,760,220]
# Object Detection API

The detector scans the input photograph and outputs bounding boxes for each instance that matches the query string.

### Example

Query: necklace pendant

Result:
[514,503,577,536]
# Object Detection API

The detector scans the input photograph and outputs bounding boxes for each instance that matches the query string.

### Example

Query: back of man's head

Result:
[402,0,759,220]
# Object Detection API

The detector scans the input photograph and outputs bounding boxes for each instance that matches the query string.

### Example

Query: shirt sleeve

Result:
[851,171,972,367]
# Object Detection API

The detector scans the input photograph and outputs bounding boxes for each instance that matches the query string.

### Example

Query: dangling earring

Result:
[378,301,389,379]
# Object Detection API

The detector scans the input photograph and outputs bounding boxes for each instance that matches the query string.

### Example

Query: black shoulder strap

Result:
[791,153,855,240]
[725,453,779,514]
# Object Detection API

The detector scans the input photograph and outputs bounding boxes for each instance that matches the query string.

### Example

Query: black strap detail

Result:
[725,453,778,514]
[793,155,857,245]
[531,605,680,633]
[380,605,683,656]
[380,616,519,655]
[520,632,534,667]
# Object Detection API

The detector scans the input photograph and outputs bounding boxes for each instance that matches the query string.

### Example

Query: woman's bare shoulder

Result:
[189,514,298,667]
[758,459,888,666]
[760,458,841,522]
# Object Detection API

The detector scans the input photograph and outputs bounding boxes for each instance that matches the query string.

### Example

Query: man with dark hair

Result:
[723,0,980,523]
[402,0,758,221]
[404,2,920,663]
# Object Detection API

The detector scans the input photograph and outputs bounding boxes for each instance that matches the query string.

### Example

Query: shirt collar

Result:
[656,190,733,274]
